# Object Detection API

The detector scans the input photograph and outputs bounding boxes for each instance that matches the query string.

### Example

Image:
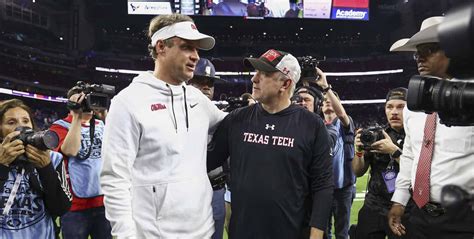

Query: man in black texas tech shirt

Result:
[208,49,333,239]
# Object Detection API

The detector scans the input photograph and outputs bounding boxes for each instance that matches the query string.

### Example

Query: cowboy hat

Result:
[390,16,444,52]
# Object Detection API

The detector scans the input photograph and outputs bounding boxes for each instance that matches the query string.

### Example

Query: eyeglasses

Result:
[413,43,441,60]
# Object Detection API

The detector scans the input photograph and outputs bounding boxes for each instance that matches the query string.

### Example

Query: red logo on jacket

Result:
[151,103,167,111]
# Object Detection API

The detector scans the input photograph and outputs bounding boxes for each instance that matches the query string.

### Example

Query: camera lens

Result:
[27,130,59,150]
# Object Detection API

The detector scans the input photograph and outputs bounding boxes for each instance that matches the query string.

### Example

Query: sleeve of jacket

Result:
[37,152,72,216]
[325,123,338,150]
[100,96,140,238]
[342,116,355,161]
[203,95,227,135]
[392,108,414,206]
[49,122,69,153]
[207,113,232,172]
[309,117,334,230]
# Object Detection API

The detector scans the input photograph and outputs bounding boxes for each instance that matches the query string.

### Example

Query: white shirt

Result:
[392,107,474,206]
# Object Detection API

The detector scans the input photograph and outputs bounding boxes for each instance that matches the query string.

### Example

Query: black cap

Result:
[295,85,323,102]
[386,87,408,101]
[244,49,301,84]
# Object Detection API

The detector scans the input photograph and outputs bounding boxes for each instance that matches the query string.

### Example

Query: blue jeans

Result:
[211,188,226,239]
[325,185,355,239]
[61,207,112,239]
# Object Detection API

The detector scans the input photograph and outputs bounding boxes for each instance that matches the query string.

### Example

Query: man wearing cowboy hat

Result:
[388,16,474,238]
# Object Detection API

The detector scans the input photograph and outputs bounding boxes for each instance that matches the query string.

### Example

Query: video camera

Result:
[68,81,116,112]
[407,4,474,126]
[297,56,321,82]
[13,126,59,163]
[359,125,384,149]
[215,97,249,112]
[208,166,227,191]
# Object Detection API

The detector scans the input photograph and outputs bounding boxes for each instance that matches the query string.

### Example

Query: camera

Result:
[359,126,384,149]
[68,81,116,112]
[407,75,474,126]
[407,4,474,126]
[297,56,320,81]
[215,97,249,112]
[13,126,59,163]
[208,166,227,191]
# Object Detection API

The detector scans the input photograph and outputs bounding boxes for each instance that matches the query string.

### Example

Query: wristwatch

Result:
[390,149,402,159]
[322,84,332,93]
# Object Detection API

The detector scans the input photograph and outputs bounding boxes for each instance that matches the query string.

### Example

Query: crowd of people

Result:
[0,12,473,239]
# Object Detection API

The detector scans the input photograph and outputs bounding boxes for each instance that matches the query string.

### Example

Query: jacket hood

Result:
[132,71,188,96]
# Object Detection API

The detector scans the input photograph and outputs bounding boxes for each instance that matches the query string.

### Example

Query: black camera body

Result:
[208,166,227,191]
[214,97,249,112]
[69,81,116,112]
[360,126,384,149]
[297,56,320,81]
[13,126,59,163]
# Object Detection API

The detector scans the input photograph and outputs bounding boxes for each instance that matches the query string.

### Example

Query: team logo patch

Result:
[151,103,167,111]
[265,124,275,130]
[261,49,281,62]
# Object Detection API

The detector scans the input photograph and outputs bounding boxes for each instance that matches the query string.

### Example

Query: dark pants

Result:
[61,207,112,239]
[355,204,413,239]
[408,203,474,239]
[325,185,355,239]
[212,188,226,239]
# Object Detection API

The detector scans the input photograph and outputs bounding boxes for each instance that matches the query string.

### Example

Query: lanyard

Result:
[2,168,25,216]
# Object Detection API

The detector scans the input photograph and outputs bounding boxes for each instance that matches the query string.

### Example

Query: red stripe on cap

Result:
[261,49,281,62]
[191,24,197,30]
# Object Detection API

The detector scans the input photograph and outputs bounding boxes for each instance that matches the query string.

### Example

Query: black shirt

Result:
[364,127,407,216]
[208,103,333,239]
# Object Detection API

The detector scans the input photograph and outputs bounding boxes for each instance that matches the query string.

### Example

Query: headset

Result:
[293,84,324,114]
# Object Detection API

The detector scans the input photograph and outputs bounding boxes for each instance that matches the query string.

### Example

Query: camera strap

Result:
[2,168,25,216]
[77,117,95,160]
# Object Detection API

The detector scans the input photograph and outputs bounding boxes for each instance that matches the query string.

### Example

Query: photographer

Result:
[317,68,355,239]
[49,87,111,239]
[352,88,414,239]
[388,16,474,238]
[0,99,71,238]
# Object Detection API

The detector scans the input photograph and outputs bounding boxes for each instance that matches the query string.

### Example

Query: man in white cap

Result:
[388,16,474,238]
[207,49,333,239]
[100,14,226,238]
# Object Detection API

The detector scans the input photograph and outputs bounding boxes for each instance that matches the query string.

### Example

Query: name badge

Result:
[382,169,397,193]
